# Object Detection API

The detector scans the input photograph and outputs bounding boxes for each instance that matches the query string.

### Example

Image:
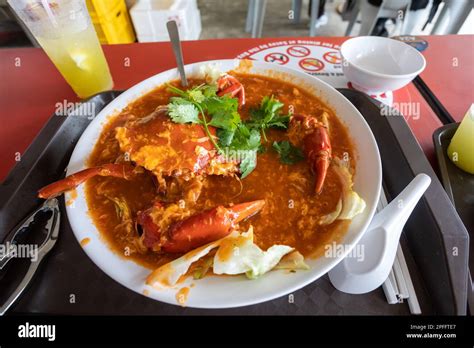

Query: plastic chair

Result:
[250,0,322,37]
[245,0,267,38]
[291,0,303,24]
[346,0,412,36]
[291,0,321,36]
[431,0,473,34]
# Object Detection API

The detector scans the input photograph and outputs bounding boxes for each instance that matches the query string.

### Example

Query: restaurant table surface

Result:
[1,35,469,182]
[418,35,474,122]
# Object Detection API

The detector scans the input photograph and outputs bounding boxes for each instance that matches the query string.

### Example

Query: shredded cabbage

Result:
[274,251,310,271]
[213,227,293,279]
[146,235,227,288]
[319,158,366,225]
[146,227,297,288]
[319,199,342,225]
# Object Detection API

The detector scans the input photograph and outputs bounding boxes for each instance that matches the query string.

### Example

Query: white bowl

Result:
[64,59,382,308]
[340,36,426,94]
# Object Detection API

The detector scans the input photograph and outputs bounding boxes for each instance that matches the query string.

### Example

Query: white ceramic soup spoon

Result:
[329,173,431,294]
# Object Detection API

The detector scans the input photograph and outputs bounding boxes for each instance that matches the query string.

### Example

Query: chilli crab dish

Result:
[38,64,366,293]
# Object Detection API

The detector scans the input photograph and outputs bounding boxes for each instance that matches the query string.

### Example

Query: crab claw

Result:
[217,74,245,107]
[140,200,265,253]
[290,115,332,194]
[306,126,331,194]
[38,163,136,199]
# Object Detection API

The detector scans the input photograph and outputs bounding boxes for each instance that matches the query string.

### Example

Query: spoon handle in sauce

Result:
[167,20,188,87]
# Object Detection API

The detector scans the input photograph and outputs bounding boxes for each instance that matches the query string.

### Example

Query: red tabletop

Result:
[419,35,474,122]
[0,36,452,182]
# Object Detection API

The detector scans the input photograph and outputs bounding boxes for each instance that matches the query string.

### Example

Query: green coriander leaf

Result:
[201,84,218,98]
[239,150,257,179]
[229,123,251,150]
[262,95,284,118]
[188,89,205,103]
[266,115,290,128]
[219,123,260,179]
[237,122,250,137]
[167,83,212,103]
[248,128,261,149]
[249,108,263,122]
[169,96,192,105]
[246,95,289,139]
[217,128,236,147]
[166,83,188,97]
[204,95,238,116]
[272,141,304,165]
[167,103,200,124]
[209,110,240,130]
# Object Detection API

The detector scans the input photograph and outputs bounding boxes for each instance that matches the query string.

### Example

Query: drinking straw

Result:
[41,0,58,27]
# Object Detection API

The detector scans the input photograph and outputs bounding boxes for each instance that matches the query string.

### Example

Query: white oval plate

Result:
[65,59,382,308]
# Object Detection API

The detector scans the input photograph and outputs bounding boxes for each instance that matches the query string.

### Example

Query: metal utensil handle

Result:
[0,199,60,315]
[0,259,41,315]
[0,199,55,270]
[166,20,188,87]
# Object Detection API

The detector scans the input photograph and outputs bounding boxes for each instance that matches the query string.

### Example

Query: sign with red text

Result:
[237,40,344,87]
[237,40,393,105]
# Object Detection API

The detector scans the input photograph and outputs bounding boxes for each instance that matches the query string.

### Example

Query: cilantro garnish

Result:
[166,83,223,151]
[167,101,200,124]
[272,141,304,165]
[167,83,259,177]
[166,84,292,178]
[247,95,290,141]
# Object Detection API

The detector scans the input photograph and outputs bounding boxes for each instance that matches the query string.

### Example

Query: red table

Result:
[419,35,474,122]
[0,36,456,182]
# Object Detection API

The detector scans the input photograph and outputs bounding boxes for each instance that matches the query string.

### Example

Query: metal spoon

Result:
[166,20,188,87]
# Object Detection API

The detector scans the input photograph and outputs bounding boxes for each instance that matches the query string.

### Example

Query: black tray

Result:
[433,123,474,309]
[0,89,468,315]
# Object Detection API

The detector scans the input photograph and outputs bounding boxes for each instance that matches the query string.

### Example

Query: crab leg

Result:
[291,115,332,194]
[38,163,136,199]
[139,200,265,253]
[305,125,331,194]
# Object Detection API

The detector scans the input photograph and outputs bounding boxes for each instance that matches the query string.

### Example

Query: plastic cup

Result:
[447,104,474,174]
[8,0,114,98]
